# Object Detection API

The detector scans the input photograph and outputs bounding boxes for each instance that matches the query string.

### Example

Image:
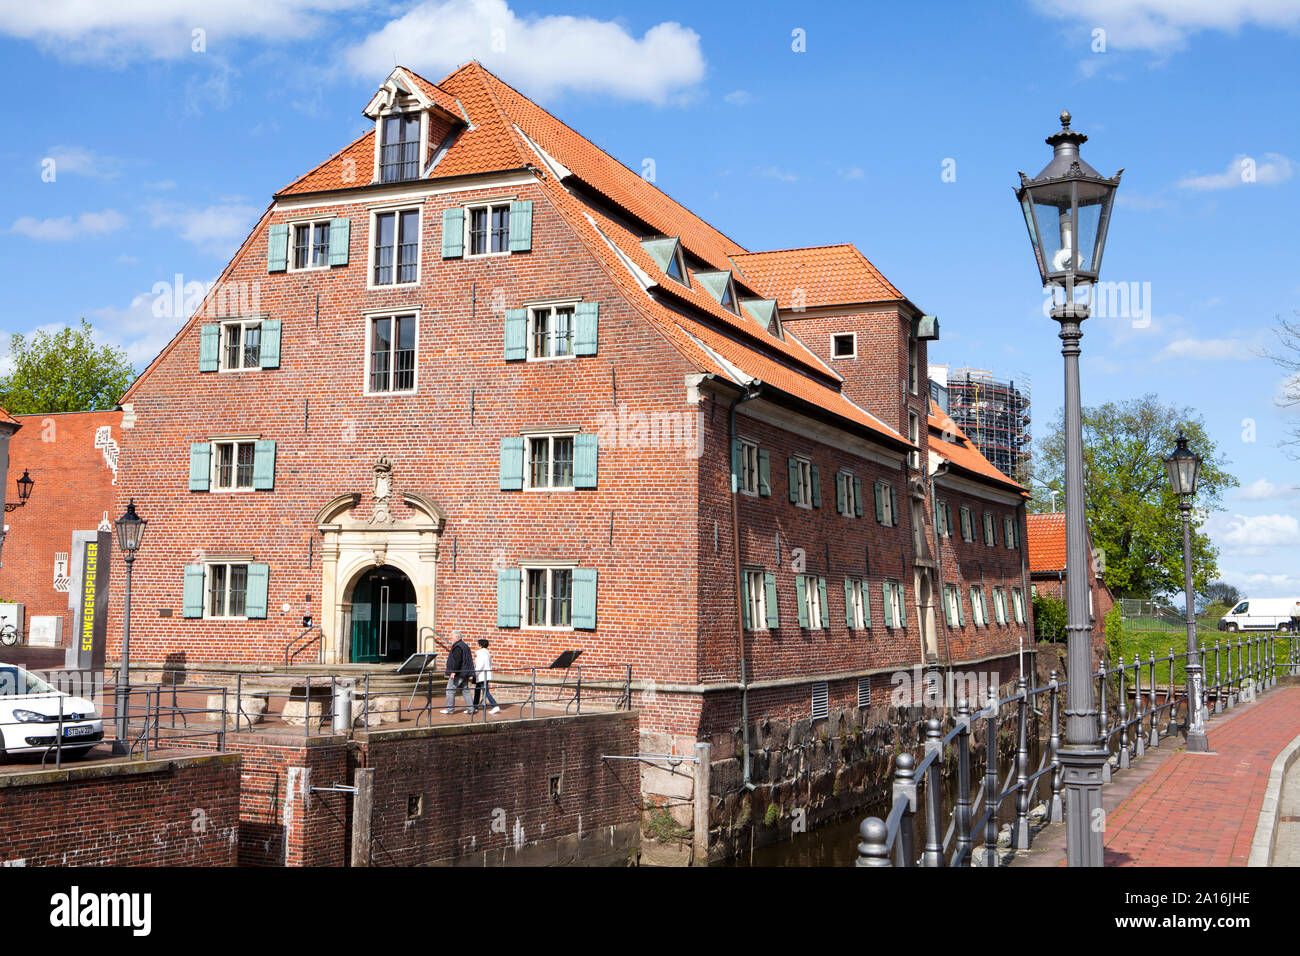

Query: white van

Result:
[1218,598,1300,633]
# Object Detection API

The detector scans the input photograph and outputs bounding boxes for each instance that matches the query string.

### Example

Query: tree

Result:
[1198,580,1241,613]
[1030,394,1237,599]
[0,319,135,413]
[1033,592,1067,642]
[1265,311,1300,455]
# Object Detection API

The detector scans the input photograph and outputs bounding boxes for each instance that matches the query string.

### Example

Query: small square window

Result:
[290,220,332,271]
[832,333,856,359]
[468,204,511,256]
[525,434,575,490]
[212,440,256,491]
[744,570,767,630]
[220,320,261,370]
[367,314,417,393]
[207,562,249,618]
[406,794,424,820]
[528,306,575,359]
[522,566,574,629]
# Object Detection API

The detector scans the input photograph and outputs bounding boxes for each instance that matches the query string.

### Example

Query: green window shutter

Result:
[817,577,829,629]
[874,482,884,522]
[189,442,212,491]
[836,473,847,515]
[757,449,771,496]
[267,223,288,272]
[572,568,597,629]
[764,573,779,629]
[252,440,277,490]
[882,583,894,628]
[199,325,220,372]
[934,497,941,532]
[504,308,527,361]
[442,207,464,258]
[327,217,350,266]
[574,301,599,356]
[496,568,521,628]
[970,588,980,626]
[945,504,954,538]
[898,584,907,626]
[508,200,533,252]
[182,565,206,618]
[796,576,809,628]
[943,589,954,627]
[499,437,525,490]
[741,574,752,630]
[731,440,742,493]
[860,581,872,627]
[245,563,270,619]
[810,465,821,508]
[843,578,855,628]
[853,477,863,518]
[259,319,282,369]
[573,434,598,488]
[889,487,898,526]
[787,457,799,504]
[958,591,965,626]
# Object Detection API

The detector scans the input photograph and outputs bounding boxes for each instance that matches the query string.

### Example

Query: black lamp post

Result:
[113,499,146,748]
[1165,433,1208,751]
[1016,110,1122,867]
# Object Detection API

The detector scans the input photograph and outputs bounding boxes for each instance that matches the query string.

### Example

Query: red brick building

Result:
[0,410,121,645]
[1025,511,1114,651]
[109,63,1031,779]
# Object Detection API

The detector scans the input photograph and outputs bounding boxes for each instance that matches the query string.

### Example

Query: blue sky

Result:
[1,0,1298,597]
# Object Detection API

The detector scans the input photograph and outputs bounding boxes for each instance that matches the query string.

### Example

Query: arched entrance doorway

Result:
[349,565,417,663]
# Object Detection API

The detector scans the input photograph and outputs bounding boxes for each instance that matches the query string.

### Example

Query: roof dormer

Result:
[741,299,783,340]
[363,68,464,185]
[694,270,740,315]
[640,237,689,288]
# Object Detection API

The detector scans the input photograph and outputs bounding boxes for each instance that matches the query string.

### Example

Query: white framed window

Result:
[379,112,421,182]
[811,681,829,720]
[886,581,904,627]
[793,457,813,509]
[739,440,760,496]
[290,219,332,271]
[908,339,919,395]
[219,319,262,371]
[366,313,417,394]
[832,333,856,359]
[1012,588,1025,624]
[799,574,824,629]
[206,562,249,619]
[467,203,511,257]
[521,565,574,629]
[993,587,1008,625]
[743,569,767,630]
[960,505,973,542]
[846,577,866,629]
[371,207,420,287]
[983,512,996,547]
[857,676,871,708]
[525,434,576,490]
[908,411,920,469]
[528,304,575,360]
[837,471,861,517]
[211,440,256,492]
[970,586,988,627]
[1004,516,1020,550]
[874,481,897,526]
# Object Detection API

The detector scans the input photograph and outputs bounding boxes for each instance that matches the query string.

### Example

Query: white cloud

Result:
[1208,512,1300,556]
[10,209,126,241]
[0,1,366,62]
[148,201,260,256]
[89,290,190,367]
[1031,0,1300,53]
[344,0,705,105]
[1223,570,1300,598]
[838,166,865,181]
[1237,478,1299,501]
[754,165,798,183]
[40,145,121,180]
[1178,153,1294,190]
[723,90,752,106]
[1155,336,1257,361]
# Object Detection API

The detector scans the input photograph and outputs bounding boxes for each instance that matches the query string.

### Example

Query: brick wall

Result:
[0,753,239,867]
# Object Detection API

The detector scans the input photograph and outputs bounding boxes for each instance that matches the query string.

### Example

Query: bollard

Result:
[1098,656,1111,783]
[1165,648,1178,736]
[922,718,946,866]
[982,688,1000,868]
[1148,651,1160,748]
[1048,672,1063,824]
[1133,657,1145,758]
[954,699,974,863]
[1117,656,1130,770]
[1013,677,1031,850]
[857,817,891,867]
[893,752,917,867]
[332,683,353,735]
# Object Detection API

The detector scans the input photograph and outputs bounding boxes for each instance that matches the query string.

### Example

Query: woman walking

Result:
[474,639,501,714]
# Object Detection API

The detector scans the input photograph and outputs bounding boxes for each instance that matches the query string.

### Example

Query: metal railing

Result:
[284,624,323,666]
[857,634,1298,866]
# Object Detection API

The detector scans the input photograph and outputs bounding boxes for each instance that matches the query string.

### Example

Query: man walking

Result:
[442,632,475,714]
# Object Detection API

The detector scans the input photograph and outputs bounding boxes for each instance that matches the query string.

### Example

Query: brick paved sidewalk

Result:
[1014,683,1300,867]
[1101,685,1300,866]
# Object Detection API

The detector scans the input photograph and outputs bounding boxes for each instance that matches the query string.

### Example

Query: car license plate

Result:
[63,725,94,738]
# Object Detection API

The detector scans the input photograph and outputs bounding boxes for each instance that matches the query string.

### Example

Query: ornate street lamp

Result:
[1165,433,1208,752]
[3,469,34,512]
[1016,111,1121,867]
[113,499,146,749]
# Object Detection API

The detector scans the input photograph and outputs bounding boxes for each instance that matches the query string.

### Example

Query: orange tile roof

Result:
[1025,512,1067,573]
[397,66,464,118]
[929,400,1025,494]
[269,62,915,451]
[731,244,904,310]
[279,129,376,195]
[0,404,18,428]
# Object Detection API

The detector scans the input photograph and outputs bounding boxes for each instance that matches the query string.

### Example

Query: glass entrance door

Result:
[350,565,417,663]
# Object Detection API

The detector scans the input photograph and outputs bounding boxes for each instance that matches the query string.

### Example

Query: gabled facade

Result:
[109,63,1027,807]
[1026,511,1113,654]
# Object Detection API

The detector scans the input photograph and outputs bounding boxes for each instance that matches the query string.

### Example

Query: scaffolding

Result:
[944,368,1032,483]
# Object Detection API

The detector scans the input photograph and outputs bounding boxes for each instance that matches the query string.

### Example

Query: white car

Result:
[0,663,103,759]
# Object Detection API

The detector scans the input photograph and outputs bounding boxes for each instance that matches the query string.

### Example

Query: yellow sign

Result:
[81,542,98,652]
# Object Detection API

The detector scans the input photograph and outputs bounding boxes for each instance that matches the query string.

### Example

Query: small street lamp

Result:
[113,499,146,749]
[1165,433,1209,752]
[1016,110,1122,867]
[3,469,34,512]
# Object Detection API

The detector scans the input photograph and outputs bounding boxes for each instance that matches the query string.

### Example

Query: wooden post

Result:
[693,742,711,866]
[351,768,374,867]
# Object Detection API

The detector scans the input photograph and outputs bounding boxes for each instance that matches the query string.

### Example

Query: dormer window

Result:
[380,113,421,182]
[665,249,686,283]
[640,238,689,289]
[694,270,740,315]
[741,298,783,340]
